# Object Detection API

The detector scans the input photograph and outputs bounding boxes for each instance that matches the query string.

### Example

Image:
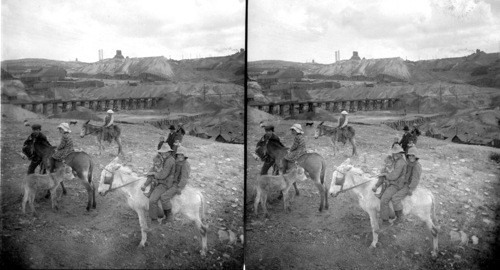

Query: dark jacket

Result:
[154,154,176,188]
[174,159,190,190]
[411,128,421,144]
[385,157,407,189]
[405,160,421,191]
[23,132,51,160]
[399,132,412,152]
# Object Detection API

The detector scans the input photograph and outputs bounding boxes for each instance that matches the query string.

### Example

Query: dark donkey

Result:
[256,139,329,212]
[33,139,96,211]
[314,122,357,156]
[80,120,123,156]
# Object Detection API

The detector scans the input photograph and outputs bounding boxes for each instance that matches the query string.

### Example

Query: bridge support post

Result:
[42,103,48,115]
[298,103,304,114]
[31,103,38,113]
[279,104,284,116]
[62,102,67,112]
[268,104,274,115]
[71,101,77,111]
[308,102,314,112]
[52,102,58,114]
[289,104,295,117]
[325,102,330,111]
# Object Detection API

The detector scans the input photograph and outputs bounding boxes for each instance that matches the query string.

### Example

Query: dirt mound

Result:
[248,107,282,125]
[1,104,44,121]
[48,106,102,122]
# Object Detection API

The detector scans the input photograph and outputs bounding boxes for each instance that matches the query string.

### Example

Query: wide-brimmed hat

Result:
[168,125,176,130]
[391,144,405,154]
[57,123,71,133]
[341,110,348,115]
[403,125,409,131]
[107,109,114,114]
[407,147,419,158]
[264,125,274,132]
[31,124,42,130]
[158,144,173,153]
[175,146,188,158]
[290,123,304,134]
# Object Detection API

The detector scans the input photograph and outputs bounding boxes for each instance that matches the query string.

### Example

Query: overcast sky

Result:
[249,0,500,63]
[1,0,245,62]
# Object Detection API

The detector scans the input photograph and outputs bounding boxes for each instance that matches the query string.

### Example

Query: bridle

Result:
[331,167,371,197]
[101,166,142,195]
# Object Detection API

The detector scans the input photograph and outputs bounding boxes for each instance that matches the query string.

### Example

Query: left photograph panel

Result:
[1,0,245,268]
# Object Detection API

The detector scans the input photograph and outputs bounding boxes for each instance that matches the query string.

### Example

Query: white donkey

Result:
[329,158,439,257]
[98,157,208,256]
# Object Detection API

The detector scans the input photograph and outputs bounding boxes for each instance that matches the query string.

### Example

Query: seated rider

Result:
[146,144,176,224]
[399,125,412,154]
[282,123,306,174]
[379,145,407,226]
[172,146,190,195]
[141,148,165,198]
[102,109,115,142]
[338,110,349,144]
[23,124,52,174]
[372,153,395,198]
[50,123,74,172]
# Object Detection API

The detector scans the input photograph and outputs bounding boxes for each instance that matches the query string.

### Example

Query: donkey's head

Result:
[314,121,325,139]
[80,120,91,138]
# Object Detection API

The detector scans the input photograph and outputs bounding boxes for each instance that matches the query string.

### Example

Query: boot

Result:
[380,219,391,228]
[393,210,404,225]
[163,209,174,223]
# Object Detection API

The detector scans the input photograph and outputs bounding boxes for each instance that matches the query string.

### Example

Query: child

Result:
[372,154,395,198]
[141,153,164,198]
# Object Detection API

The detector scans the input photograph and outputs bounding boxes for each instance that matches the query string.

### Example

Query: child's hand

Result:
[372,187,377,192]
[140,185,146,191]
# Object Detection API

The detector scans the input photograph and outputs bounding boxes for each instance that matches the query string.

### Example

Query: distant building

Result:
[114,50,124,59]
[350,51,361,60]
[20,66,67,87]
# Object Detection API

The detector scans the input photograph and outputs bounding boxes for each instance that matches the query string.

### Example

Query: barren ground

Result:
[1,114,244,269]
[245,110,500,270]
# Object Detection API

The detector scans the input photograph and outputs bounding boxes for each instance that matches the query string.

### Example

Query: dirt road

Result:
[1,116,243,269]
[245,118,500,270]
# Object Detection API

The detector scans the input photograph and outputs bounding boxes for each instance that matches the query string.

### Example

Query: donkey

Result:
[80,120,123,156]
[98,157,208,256]
[314,121,357,156]
[22,164,76,215]
[329,159,439,257]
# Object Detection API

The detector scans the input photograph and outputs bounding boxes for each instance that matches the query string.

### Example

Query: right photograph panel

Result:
[246,0,500,269]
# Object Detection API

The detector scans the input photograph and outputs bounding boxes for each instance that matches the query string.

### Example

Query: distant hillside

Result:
[1,51,245,84]
[249,51,500,87]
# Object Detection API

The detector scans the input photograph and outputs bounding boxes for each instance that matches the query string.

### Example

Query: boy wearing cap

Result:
[50,123,74,172]
[102,110,115,143]
[172,146,190,195]
[403,147,421,197]
[23,124,52,174]
[379,144,407,226]
[147,143,176,223]
[283,124,306,173]
[410,124,421,145]
[399,125,412,154]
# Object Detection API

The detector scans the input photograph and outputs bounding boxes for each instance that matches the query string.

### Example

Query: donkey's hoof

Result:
[200,250,207,257]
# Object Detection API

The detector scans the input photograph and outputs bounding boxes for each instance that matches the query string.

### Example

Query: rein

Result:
[331,170,371,197]
[102,167,142,194]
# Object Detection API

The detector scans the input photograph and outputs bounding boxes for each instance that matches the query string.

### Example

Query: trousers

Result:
[380,185,409,220]
[149,184,177,220]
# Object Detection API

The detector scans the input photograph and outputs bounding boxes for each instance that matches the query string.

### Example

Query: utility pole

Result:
[219,91,222,135]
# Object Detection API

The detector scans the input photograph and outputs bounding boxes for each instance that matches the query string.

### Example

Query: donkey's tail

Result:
[320,158,327,185]
[88,156,94,184]
[430,192,440,230]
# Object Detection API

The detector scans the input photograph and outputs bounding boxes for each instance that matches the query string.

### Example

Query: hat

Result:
[407,147,419,158]
[158,144,173,153]
[403,126,409,131]
[31,124,41,130]
[57,123,71,133]
[413,123,418,127]
[391,144,405,154]
[341,110,348,115]
[168,125,176,130]
[264,125,274,132]
[107,109,114,114]
[175,146,188,157]
[290,123,304,134]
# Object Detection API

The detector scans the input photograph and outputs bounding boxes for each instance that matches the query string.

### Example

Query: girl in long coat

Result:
[51,123,74,172]
[283,123,306,173]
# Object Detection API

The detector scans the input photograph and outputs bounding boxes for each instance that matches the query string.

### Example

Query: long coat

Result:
[154,154,176,188]
[404,160,421,191]
[385,157,407,189]
[174,159,190,190]
[52,133,74,160]
[285,134,306,161]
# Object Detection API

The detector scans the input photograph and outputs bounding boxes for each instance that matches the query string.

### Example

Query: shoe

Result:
[380,220,391,228]
[393,210,404,225]
[163,209,174,223]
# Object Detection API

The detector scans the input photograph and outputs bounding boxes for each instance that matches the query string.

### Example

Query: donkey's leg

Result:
[282,187,290,213]
[292,182,300,196]
[95,137,103,155]
[77,171,94,211]
[416,202,439,257]
[136,208,149,247]
[324,182,329,210]
[194,218,208,257]
[254,188,261,216]
[350,138,358,156]
[314,180,325,212]
[262,192,269,218]
[60,182,67,195]
[22,187,29,214]
[29,192,37,216]
[368,209,380,248]
[115,137,123,156]
[51,187,59,211]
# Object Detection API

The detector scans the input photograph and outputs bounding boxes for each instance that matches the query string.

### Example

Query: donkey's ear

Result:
[85,120,90,124]
[319,121,324,126]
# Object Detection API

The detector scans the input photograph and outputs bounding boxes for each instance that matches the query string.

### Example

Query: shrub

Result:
[489,152,500,163]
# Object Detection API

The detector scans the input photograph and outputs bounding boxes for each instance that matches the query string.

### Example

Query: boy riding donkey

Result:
[23,124,52,174]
